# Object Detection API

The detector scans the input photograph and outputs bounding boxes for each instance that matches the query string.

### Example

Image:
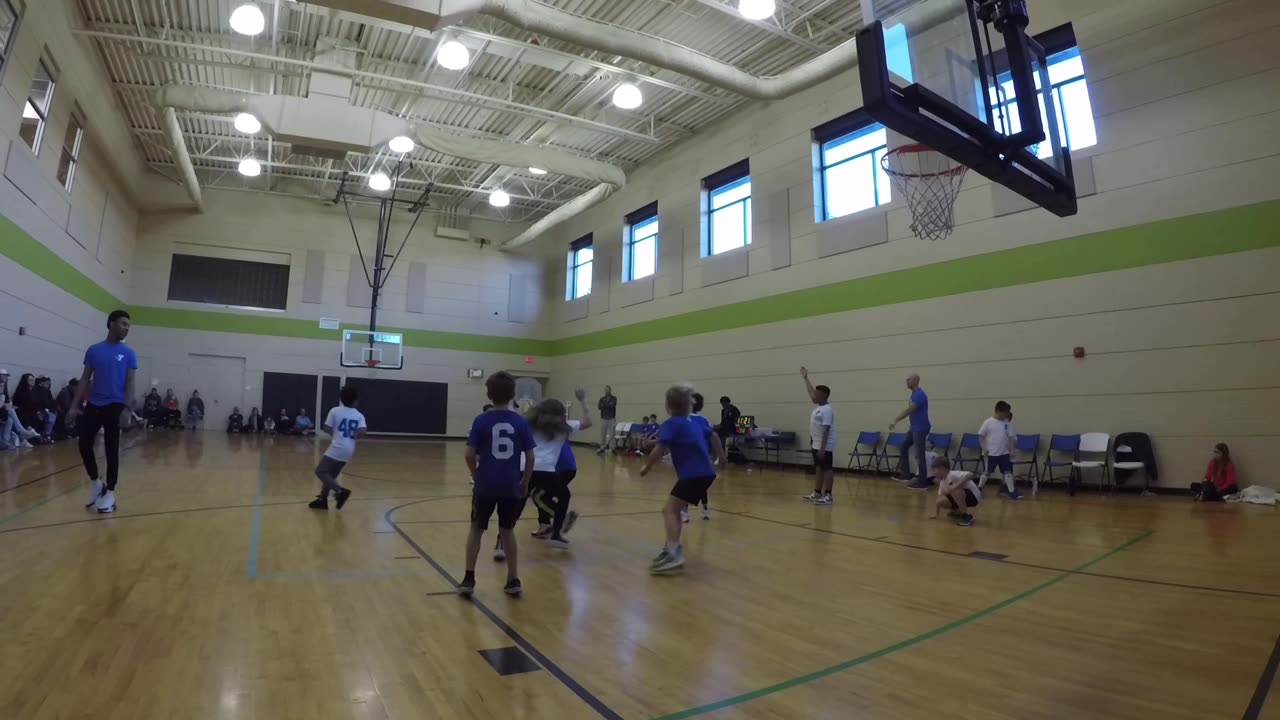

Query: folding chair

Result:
[877,432,908,474]
[1039,434,1081,491]
[1010,433,1041,493]
[928,432,953,455]
[953,433,984,472]
[612,422,631,453]
[847,431,882,471]
[1071,432,1110,495]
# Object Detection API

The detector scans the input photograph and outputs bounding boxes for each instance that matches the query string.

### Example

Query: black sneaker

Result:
[308,496,328,510]
[549,534,570,549]
[907,480,932,491]
[504,578,522,596]
[955,514,975,527]
[458,573,476,597]
[562,510,580,535]
[334,488,352,509]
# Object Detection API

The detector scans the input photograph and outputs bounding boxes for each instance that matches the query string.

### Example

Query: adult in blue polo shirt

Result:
[68,310,137,514]
[890,373,932,490]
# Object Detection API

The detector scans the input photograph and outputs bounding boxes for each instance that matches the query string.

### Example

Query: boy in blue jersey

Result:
[680,392,714,522]
[462,372,535,597]
[640,384,726,574]
[68,310,137,514]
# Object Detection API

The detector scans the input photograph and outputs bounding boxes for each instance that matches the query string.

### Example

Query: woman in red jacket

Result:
[1195,443,1238,502]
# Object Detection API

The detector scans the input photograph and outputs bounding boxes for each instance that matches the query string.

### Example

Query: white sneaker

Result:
[493,544,506,562]
[651,548,685,574]
[19,439,32,448]
[801,492,820,501]
[96,489,116,514]
[86,479,104,509]
[702,506,711,520]
[680,508,689,523]
[811,494,833,505]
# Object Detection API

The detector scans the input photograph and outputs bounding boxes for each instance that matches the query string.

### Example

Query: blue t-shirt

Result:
[909,387,931,431]
[658,415,716,481]
[84,340,137,407]
[556,440,576,472]
[467,410,536,497]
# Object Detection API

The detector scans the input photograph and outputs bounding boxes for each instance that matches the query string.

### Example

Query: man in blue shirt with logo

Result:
[890,373,932,490]
[462,372,535,597]
[68,310,137,514]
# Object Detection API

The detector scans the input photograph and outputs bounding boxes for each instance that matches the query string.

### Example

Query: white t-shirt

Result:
[942,471,981,501]
[531,419,580,472]
[810,404,836,451]
[977,417,1015,456]
[323,405,367,462]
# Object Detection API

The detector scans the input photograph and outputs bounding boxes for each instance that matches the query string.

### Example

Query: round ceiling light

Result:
[229,3,266,36]
[528,167,547,176]
[612,83,643,110]
[234,112,261,134]
[436,40,471,71]
[389,135,415,154]
[489,189,511,208]
[368,172,392,192]
[238,157,261,177]
[738,0,776,20]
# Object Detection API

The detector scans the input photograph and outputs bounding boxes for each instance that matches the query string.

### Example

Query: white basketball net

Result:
[882,144,969,242]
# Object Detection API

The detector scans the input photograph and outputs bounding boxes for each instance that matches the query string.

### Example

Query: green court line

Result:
[654,530,1153,720]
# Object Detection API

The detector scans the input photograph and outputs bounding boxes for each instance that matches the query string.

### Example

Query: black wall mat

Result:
[344,377,448,434]
[320,376,341,426]
[262,372,319,421]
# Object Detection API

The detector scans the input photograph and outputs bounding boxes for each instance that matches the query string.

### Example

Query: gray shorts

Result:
[316,455,347,478]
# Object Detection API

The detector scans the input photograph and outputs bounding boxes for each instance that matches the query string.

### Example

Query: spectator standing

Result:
[596,385,618,454]
[187,391,205,432]
[716,396,741,450]
[891,373,932,490]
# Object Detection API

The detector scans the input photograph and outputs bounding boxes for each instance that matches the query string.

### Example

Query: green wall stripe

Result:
[0,213,124,312]
[550,200,1280,356]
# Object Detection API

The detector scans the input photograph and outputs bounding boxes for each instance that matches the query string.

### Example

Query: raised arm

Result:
[800,367,818,403]
[574,387,593,431]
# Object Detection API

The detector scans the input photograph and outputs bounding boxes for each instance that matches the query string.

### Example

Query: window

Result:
[815,112,891,221]
[57,112,84,192]
[623,202,658,282]
[0,1,19,75]
[566,235,593,300]
[703,160,751,257]
[988,29,1097,160]
[167,254,290,311]
[19,59,55,154]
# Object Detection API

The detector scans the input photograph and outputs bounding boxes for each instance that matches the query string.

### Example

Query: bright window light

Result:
[738,0,776,20]
[389,135,415,154]
[706,175,752,256]
[229,4,266,36]
[489,189,511,208]
[818,124,891,221]
[238,157,261,177]
[234,113,260,134]
[612,83,643,110]
[528,167,547,175]
[436,40,470,71]
[368,172,392,192]
[989,47,1098,159]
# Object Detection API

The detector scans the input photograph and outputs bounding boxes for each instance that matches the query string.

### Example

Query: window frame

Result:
[20,57,55,155]
[566,234,593,300]
[702,159,752,258]
[57,110,84,192]
[622,201,658,282]
[0,0,20,78]
[813,110,892,222]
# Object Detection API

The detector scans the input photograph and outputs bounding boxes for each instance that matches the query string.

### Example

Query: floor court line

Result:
[654,530,1153,720]
[1243,633,1280,720]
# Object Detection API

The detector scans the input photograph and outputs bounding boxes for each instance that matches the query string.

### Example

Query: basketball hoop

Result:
[882,144,969,242]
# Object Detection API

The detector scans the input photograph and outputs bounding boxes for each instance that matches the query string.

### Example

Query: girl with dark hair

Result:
[1194,443,1238,502]
[526,389,592,549]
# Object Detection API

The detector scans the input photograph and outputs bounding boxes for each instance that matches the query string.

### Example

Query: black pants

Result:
[1194,482,1238,502]
[530,470,572,536]
[537,470,576,525]
[79,403,125,490]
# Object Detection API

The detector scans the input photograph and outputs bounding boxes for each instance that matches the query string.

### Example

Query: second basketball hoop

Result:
[882,144,968,242]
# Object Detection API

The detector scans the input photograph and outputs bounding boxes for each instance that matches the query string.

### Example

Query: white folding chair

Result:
[612,422,631,451]
[1071,432,1110,494]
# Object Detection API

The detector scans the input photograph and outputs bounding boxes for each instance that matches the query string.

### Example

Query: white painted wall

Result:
[537,0,1280,486]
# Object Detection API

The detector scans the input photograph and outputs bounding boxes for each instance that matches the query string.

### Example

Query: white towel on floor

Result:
[1224,485,1278,505]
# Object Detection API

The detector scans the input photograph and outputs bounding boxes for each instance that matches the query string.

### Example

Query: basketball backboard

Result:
[857,0,1076,218]
[341,329,405,370]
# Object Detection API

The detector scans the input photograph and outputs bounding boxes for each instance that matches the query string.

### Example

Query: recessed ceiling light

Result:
[612,83,643,110]
[489,189,511,208]
[234,113,261,134]
[238,157,261,177]
[738,0,776,21]
[368,172,392,192]
[389,136,415,154]
[436,40,470,71]
[229,3,266,36]
[528,167,547,175]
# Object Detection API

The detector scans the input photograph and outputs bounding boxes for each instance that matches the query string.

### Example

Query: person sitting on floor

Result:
[263,414,276,434]
[1194,443,1239,502]
[187,391,205,432]
[56,378,79,439]
[275,409,293,435]
[227,407,244,433]
[164,389,183,428]
[143,388,164,428]
[246,407,263,433]
[35,376,59,440]
[293,408,314,435]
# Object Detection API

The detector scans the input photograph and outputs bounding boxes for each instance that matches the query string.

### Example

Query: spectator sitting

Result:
[187,391,205,432]
[264,415,276,434]
[246,407,263,433]
[227,407,244,433]
[164,389,183,428]
[34,376,59,440]
[11,373,48,445]
[56,378,79,438]
[143,388,164,428]
[1194,443,1238,502]
[275,409,294,435]
[293,409,314,435]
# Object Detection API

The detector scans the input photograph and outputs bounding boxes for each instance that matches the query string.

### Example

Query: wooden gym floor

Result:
[0,432,1277,719]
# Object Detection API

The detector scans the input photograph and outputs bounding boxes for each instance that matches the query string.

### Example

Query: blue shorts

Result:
[986,454,1013,474]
